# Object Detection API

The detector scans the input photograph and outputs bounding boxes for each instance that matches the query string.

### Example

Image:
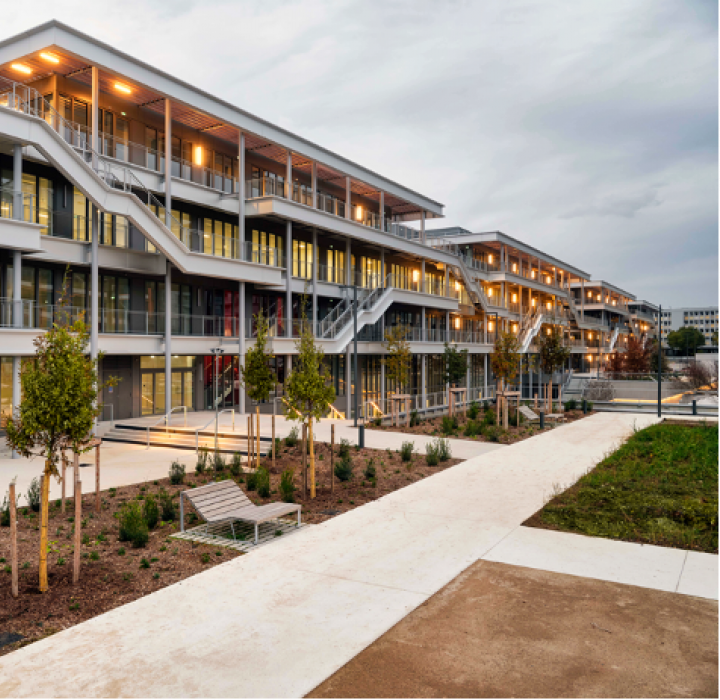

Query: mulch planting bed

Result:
[368,406,595,444]
[0,442,460,656]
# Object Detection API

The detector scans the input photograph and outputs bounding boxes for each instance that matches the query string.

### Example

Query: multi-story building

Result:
[656,306,718,348]
[0,21,656,422]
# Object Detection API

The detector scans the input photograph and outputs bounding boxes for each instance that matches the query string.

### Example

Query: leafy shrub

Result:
[564,399,577,411]
[364,459,376,480]
[285,426,299,447]
[468,401,479,420]
[508,411,518,428]
[409,410,420,427]
[274,437,282,454]
[400,441,415,462]
[212,452,225,473]
[139,557,150,569]
[200,552,211,564]
[0,492,14,527]
[169,461,185,485]
[230,452,243,477]
[195,448,209,475]
[335,455,353,482]
[90,551,100,561]
[441,416,458,435]
[482,408,496,427]
[158,490,175,522]
[483,425,502,443]
[338,438,351,459]
[143,495,159,530]
[27,477,41,513]
[118,502,149,548]
[463,420,480,438]
[280,469,295,503]
[256,467,271,498]
[425,442,439,466]
[437,438,452,462]
[246,471,258,491]
[586,401,594,411]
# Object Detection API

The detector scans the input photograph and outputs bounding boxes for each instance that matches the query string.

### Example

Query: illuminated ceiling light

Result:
[487,254,493,264]
[531,298,536,307]
[587,354,593,361]
[114,82,132,94]
[546,328,551,335]
[40,52,59,64]
[512,293,517,303]
[412,269,420,282]
[194,145,203,165]
[11,63,32,75]
[455,317,461,330]
[355,205,363,221]
[512,263,518,272]
[488,288,494,297]
[588,333,593,340]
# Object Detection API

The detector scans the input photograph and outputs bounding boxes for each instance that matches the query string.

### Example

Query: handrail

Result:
[145,405,189,448]
[194,408,235,454]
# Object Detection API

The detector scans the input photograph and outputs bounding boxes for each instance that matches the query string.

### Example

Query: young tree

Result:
[490,330,521,426]
[285,303,335,499]
[4,288,114,593]
[649,339,670,374]
[624,336,651,375]
[383,324,412,393]
[241,309,276,403]
[443,342,468,387]
[536,326,571,410]
[606,351,625,379]
[667,326,705,355]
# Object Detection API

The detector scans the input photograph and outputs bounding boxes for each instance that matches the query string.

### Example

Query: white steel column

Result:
[444,264,449,297]
[379,191,385,232]
[311,161,317,210]
[238,132,246,252]
[164,99,172,228]
[90,206,99,362]
[421,355,427,409]
[239,281,246,414]
[91,66,99,167]
[380,248,386,340]
[286,152,292,200]
[312,228,318,323]
[345,176,351,220]
[286,221,292,337]
[12,144,22,456]
[420,210,426,244]
[380,357,385,409]
[164,261,172,416]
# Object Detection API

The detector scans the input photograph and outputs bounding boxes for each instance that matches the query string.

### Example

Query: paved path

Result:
[0,412,714,697]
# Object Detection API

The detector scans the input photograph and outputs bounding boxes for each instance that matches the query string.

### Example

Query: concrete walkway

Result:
[0,412,714,697]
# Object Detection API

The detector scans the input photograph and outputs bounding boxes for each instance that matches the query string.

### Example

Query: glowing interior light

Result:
[455,281,461,292]
[512,323,518,332]
[488,321,494,331]
[11,63,32,74]
[454,317,461,330]
[40,52,60,64]
[487,254,493,264]
[512,293,517,303]
[531,298,536,307]
[488,288,494,297]
[114,82,132,94]
[194,146,203,165]
[355,205,363,221]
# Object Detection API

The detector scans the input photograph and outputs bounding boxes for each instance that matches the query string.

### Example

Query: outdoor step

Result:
[113,423,273,443]
[103,428,269,455]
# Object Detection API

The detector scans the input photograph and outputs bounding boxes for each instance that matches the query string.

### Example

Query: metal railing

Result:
[146,405,189,448]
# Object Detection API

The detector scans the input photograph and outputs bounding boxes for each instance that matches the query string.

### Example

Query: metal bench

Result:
[180,480,301,545]
[518,405,540,423]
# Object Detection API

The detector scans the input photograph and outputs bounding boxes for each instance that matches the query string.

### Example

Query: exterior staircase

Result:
[103,424,271,455]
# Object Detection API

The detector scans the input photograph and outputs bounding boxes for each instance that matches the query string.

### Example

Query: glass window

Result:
[73,187,87,241]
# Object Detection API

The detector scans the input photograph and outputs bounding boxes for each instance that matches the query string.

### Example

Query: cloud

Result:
[561,189,663,219]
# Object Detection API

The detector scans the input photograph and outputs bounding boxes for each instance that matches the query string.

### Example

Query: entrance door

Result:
[102,357,133,420]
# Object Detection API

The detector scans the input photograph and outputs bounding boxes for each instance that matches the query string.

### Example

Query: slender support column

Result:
[91,67,99,167]
[286,221,292,337]
[345,238,351,286]
[165,261,172,415]
[501,244,505,272]
[421,355,427,408]
[312,228,318,323]
[311,161,317,210]
[380,248,385,284]
[11,144,22,457]
[345,345,351,415]
[345,176,351,220]
[420,210,426,244]
[420,259,425,294]
[445,310,450,342]
[238,132,246,252]
[239,281,246,414]
[484,313,488,344]
[379,191,385,232]
[164,99,172,228]
[90,206,99,362]
[286,151,292,200]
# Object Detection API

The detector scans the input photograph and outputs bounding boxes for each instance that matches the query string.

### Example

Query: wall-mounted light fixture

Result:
[194,146,203,166]
[40,52,60,64]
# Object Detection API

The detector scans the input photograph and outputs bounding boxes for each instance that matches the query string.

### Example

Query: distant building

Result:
[656,306,719,347]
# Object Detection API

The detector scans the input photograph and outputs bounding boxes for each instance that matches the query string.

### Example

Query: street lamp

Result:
[338,283,360,430]
[211,347,224,452]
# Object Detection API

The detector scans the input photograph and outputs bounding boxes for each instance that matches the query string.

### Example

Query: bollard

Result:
[539,411,545,429]
[692,399,697,416]
[582,399,587,415]
[358,424,365,449]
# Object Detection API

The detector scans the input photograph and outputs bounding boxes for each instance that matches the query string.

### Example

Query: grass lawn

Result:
[525,421,718,553]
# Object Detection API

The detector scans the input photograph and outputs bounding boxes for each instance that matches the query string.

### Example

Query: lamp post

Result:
[211,347,224,452]
[657,305,662,418]
[338,284,359,429]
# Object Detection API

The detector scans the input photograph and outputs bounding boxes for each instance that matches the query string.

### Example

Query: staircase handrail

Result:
[194,408,236,454]
[145,406,189,448]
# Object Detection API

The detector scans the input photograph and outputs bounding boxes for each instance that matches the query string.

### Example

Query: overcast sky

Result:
[5,0,718,307]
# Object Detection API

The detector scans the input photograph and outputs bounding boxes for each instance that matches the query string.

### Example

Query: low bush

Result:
[463,420,480,438]
[564,399,577,411]
[158,490,175,522]
[212,452,226,473]
[274,437,282,454]
[118,502,149,548]
[338,438,351,459]
[169,461,185,486]
[441,415,459,435]
[230,452,243,477]
[437,437,452,462]
[280,469,295,503]
[27,477,41,513]
[364,458,376,480]
[285,426,299,448]
[246,471,258,491]
[335,455,353,482]
[482,408,496,427]
[483,425,502,443]
[400,441,415,462]
[468,401,480,420]
[256,466,271,498]
[409,410,420,427]
[143,495,159,530]
[195,448,209,475]
[425,442,439,466]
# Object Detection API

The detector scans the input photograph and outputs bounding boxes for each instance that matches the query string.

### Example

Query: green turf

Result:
[532,422,718,553]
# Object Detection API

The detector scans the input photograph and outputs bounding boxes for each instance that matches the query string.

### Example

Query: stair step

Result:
[103,428,269,455]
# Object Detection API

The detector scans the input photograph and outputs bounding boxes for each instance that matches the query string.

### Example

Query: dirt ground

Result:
[309,560,718,699]
[368,407,595,444]
[0,443,459,655]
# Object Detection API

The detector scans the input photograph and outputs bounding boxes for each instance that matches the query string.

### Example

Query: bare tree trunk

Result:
[309,416,316,499]
[9,481,17,598]
[95,443,100,514]
[271,414,276,470]
[39,463,51,593]
[301,424,307,500]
